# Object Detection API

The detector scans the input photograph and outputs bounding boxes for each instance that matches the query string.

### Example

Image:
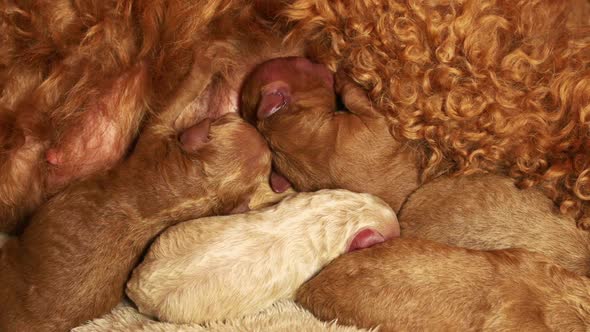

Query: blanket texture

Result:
[74,300,370,332]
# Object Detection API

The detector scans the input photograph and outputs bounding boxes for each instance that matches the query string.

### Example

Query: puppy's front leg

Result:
[335,72,382,118]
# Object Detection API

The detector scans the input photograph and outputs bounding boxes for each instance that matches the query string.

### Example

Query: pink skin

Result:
[255,57,334,121]
[347,220,401,253]
[44,65,148,193]
[270,170,291,193]
[179,119,212,153]
[258,83,291,119]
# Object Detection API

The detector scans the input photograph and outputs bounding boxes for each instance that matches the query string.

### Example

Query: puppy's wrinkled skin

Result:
[400,174,590,276]
[241,57,421,213]
[0,112,271,332]
[297,239,590,332]
[127,189,399,324]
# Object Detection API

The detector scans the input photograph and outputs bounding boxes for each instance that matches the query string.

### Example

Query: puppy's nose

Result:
[270,171,292,193]
[257,82,291,119]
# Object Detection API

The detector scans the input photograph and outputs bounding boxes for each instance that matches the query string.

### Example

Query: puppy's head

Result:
[240,57,414,208]
[240,57,340,191]
[135,113,271,217]
[276,190,401,254]
[241,56,334,123]
[179,113,272,214]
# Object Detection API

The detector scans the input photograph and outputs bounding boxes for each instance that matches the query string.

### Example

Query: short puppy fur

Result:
[126,190,399,324]
[400,173,590,276]
[296,238,590,331]
[241,57,420,213]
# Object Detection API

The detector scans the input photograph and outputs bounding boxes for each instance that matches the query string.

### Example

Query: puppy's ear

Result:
[179,118,211,152]
[257,86,291,119]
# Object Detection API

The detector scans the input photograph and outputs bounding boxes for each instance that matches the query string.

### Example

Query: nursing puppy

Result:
[242,57,590,275]
[0,111,271,331]
[126,190,399,324]
[241,57,421,213]
[0,0,301,235]
[296,239,590,332]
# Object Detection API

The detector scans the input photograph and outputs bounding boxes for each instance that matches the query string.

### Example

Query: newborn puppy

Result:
[296,239,590,331]
[0,112,271,331]
[242,58,590,276]
[399,173,590,276]
[126,189,399,324]
[241,57,420,213]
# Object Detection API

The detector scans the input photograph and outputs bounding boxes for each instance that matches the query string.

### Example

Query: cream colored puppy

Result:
[126,189,399,324]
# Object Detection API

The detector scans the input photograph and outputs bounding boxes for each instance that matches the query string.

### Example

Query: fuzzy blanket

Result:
[73,300,370,332]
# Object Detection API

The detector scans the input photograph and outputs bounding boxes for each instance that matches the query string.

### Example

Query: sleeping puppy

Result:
[296,238,590,331]
[241,57,590,276]
[399,173,590,276]
[0,110,272,331]
[126,189,399,324]
[0,0,302,235]
[241,57,421,214]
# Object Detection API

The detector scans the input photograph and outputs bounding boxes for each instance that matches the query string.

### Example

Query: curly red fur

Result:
[0,0,303,233]
[2,0,590,230]
[0,0,148,231]
[279,0,590,227]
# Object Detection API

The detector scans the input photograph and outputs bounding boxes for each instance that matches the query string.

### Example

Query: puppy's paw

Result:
[334,72,378,117]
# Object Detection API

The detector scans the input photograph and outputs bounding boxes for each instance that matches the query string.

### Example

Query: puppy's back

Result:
[399,174,590,275]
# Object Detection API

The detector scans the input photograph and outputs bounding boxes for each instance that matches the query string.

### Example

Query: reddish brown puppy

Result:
[0,111,271,331]
[296,239,590,331]
[241,57,421,213]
